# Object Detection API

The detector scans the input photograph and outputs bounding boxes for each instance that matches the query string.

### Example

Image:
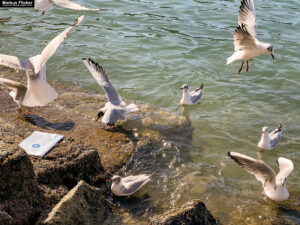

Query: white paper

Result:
[19,131,64,157]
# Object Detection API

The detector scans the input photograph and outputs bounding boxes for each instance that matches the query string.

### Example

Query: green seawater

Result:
[1,0,300,223]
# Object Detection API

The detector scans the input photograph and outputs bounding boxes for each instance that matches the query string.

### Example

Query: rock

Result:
[40,180,116,225]
[0,148,44,225]
[150,199,220,225]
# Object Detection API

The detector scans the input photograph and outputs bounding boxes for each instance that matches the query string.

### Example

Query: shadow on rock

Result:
[23,114,74,131]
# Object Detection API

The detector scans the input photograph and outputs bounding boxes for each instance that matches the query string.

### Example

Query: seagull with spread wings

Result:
[107,174,151,196]
[82,58,139,126]
[35,0,99,15]
[228,152,293,201]
[227,0,274,73]
[0,15,84,112]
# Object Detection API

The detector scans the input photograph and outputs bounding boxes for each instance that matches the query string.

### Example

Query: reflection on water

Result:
[1,0,300,223]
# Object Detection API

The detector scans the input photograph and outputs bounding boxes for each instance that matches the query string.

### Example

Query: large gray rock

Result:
[150,199,220,225]
[40,180,115,225]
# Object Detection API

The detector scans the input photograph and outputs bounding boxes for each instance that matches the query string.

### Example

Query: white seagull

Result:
[0,15,84,111]
[228,152,293,201]
[35,0,99,15]
[227,0,274,73]
[107,174,151,197]
[258,124,282,150]
[82,58,139,126]
[180,83,204,105]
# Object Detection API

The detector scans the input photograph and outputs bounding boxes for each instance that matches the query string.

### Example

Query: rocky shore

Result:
[0,66,220,225]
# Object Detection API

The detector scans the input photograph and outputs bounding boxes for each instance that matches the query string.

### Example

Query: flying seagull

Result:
[227,0,274,73]
[179,83,204,105]
[82,58,138,126]
[0,15,84,111]
[258,124,282,150]
[107,174,151,196]
[35,0,99,15]
[228,152,293,201]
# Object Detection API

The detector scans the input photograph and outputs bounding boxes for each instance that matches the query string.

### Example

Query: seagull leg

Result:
[238,61,244,74]
[41,11,46,15]
[246,61,249,72]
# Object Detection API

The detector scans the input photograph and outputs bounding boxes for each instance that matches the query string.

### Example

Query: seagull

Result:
[179,83,204,105]
[82,58,139,126]
[228,152,293,201]
[258,124,282,150]
[0,15,84,111]
[35,0,99,15]
[227,0,274,73]
[107,174,151,196]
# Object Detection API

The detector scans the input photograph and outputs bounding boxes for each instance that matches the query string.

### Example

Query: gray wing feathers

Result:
[270,134,281,149]
[228,152,276,188]
[238,0,257,38]
[234,24,257,50]
[82,58,124,105]
[121,177,150,195]
[0,54,33,71]
[102,108,126,124]
[191,90,203,104]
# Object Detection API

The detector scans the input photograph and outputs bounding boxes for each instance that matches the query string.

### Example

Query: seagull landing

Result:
[0,15,84,111]
[258,124,282,150]
[227,0,274,74]
[82,58,139,127]
[35,0,99,15]
[228,152,293,201]
[180,83,203,105]
[107,174,151,197]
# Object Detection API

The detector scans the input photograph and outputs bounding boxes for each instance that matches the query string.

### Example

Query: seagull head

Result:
[96,111,104,122]
[262,127,269,134]
[266,45,274,60]
[179,84,189,91]
[110,175,121,184]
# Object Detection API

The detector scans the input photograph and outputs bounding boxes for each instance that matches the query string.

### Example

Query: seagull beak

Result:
[271,53,275,60]
[179,87,183,90]
[95,117,100,122]
[106,179,112,182]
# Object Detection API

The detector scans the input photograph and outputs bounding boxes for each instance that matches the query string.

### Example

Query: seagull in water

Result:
[107,174,151,197]
[180,83,204,105]
[228,152,293,201]
[0,15,84,112]
[227,0,274,73]
[258,124,282,150]
[35,0,99,15]
[82,58,139,126]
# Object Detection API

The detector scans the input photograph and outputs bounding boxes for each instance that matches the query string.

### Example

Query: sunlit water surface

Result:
[1,0,300,223]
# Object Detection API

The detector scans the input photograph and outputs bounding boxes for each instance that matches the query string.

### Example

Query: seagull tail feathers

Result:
[125,103,139,113]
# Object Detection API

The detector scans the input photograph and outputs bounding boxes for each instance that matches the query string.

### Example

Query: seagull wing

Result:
[190,84,204,104]
[228,152,276,188]
[0,54,33,71]
[276,157,293,183]
[0,77,27,92]
[120,175,150,195]
[29,15,84,75]
[52,0,99,10]
[82,58,124,106]
[238,0,257,38]
[233,24,257,51]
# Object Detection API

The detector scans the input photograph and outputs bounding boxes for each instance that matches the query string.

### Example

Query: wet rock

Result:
[40,180,116,225]
[150,199,220,225]
[0,148,44,225]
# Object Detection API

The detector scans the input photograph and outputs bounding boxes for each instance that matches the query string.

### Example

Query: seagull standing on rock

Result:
[0,15,84,112]
[35,0,99,15]
[107,174,151,196]
[228,152,293,201]
[227,0,274,73]
[258,124,282,150]
[180,83,204,105]
[82,58,139,126]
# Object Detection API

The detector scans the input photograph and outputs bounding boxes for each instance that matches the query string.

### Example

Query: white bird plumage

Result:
[227,0,274,73]
[180,83,204,105]
[0,15,84,109]
[108,174,151,196]
[82,58,139,126]
[228,152,293,201]
[35,0,99,15]
[258,124,282,150]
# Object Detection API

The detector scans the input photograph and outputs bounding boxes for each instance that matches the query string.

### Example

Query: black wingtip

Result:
[227,151,232,158]
[278,123,283,131]
[82,57,87,61]
[200,83,204,90]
